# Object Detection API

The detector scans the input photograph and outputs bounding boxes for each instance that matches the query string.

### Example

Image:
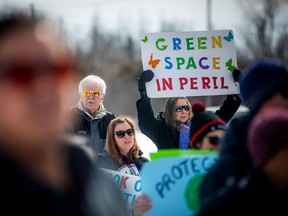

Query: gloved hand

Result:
[232,69,241,82]
[216,95,242,122]
[138,70,154,100]
[215,69,242,122]
[226,94,242,104]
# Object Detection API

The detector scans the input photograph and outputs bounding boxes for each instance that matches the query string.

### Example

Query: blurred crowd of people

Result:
[0,6,287,216]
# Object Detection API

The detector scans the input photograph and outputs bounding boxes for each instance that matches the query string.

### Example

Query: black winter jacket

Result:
[199,113,252,212]
[198,168,288,216]
[65,107,116,153]
[0,141,128,216]
[136,96,241,149]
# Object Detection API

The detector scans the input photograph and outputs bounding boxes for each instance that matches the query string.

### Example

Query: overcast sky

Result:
[4,0,288,48]
[4,0,247,42]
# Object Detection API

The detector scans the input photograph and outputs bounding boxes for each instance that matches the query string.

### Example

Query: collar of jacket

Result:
[76,101,107,120]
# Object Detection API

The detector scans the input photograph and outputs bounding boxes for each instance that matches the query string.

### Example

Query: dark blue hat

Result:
[240,59,288,113]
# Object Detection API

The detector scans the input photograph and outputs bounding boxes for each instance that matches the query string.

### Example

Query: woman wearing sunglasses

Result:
[136,70,241,150]
[132,103,226,216]
[97,116,149,176]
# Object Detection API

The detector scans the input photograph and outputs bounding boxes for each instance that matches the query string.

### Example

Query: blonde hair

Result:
[106,116,140,164]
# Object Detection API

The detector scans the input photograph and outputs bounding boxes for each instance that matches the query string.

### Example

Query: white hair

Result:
[78,75,107,95]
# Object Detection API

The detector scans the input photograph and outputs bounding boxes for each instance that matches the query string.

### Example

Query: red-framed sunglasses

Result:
[0,59,73,86]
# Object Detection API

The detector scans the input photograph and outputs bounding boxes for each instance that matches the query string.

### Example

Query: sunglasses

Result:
[83,90,103,97]
[115,128,134,138]
[206,136,222,146]
[174,105,190,112]
[0,60,71,86]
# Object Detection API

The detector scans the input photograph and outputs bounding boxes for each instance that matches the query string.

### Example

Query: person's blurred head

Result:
[240,59,288,114]
[106,116,140,163]
[163,97,192,130]
[79,75,106,116]
[248,108,288,190]
[189,102,226,150]
[0,8,75,151]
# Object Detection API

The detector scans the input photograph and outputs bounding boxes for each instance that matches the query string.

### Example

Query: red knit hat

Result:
[248,108,288,167]
[189,101,226,147]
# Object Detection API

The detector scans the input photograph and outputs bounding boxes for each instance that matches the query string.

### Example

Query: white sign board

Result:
[101,168,142,208]
[140,30,239,98]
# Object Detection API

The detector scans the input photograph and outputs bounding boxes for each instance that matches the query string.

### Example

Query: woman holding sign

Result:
[97,116,149,176]
[136,70,241,150]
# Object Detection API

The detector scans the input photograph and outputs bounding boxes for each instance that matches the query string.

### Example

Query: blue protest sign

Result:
[141,151,218,215]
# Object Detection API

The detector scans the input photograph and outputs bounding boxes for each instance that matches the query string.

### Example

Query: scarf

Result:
[76,101,107,120]
[119,155,141,176]
[179,120,191,149]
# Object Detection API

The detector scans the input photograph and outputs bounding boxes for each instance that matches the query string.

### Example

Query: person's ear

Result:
[101,94,105,102]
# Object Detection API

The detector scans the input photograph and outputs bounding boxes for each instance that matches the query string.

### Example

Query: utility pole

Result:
[205,0,212,106]
[29,4,35,20]
[207,0,212,30]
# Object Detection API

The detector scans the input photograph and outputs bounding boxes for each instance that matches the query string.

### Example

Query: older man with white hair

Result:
[67,75,115,153]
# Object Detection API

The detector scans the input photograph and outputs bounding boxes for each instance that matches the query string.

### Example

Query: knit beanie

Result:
[240,59,288,113]
[248,108,288,167]
[189,101,226,147]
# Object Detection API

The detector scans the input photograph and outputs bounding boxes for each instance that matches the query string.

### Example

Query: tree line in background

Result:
[34,0,288,116]
[237,0,288,68]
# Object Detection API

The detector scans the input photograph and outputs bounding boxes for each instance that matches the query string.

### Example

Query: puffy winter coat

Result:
[136,95,241,149]
[198,168,288,216]
[65,106,116,153]
[199,113,252,212]
[0,140,128,216]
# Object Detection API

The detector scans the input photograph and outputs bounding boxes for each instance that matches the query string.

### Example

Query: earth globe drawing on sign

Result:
[184,173,206,214]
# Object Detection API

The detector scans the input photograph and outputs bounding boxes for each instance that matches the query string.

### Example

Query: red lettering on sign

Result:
[179,77,188,90]
[202,77,211,89]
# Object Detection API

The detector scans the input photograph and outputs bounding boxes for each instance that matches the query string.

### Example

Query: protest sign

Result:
[141,150,218,216]
[101,168,142,208]
[140,30,239,98]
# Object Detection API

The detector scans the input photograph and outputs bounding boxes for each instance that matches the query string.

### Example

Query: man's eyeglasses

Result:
[207,136,222,146]
[174,105,190,112]
[115,128,134,138]
[0,60,72,87]
[83,90,103,97]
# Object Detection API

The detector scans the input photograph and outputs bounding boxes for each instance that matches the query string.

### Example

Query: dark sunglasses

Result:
[115,128,134,138]
[174,105,190,112]
[0,60,72,86]
[207,136,222,146]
